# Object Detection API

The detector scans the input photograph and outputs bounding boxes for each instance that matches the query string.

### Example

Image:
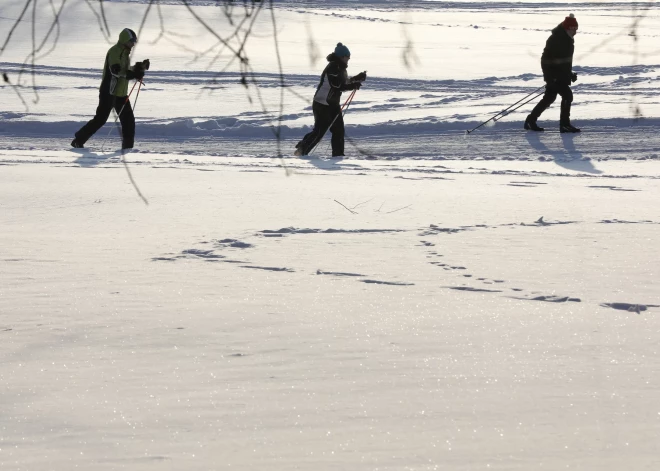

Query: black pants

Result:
[75,93,135,148]
[529,80,573,124]
[297,101,344,156]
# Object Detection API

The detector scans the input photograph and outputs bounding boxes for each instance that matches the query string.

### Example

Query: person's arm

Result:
[107,47,126,78]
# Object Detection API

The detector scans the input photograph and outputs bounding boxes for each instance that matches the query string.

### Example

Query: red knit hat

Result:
[563,13,578,29]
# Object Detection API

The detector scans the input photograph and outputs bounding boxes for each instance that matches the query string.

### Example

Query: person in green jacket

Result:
[72,28,149,149]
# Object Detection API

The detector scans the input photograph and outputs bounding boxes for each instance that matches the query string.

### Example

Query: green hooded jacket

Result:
[100,28,138,97]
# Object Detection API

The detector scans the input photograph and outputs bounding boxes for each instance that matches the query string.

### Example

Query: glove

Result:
[571,72,578,83]
[353,81,362,90]
[142,59,150,71]
[352,71,367,82]
[132,62,145,80]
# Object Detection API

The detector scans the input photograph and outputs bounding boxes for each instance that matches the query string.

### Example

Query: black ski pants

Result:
[297,101,344,156]
[529,80,573,125]
[75,93,135,149]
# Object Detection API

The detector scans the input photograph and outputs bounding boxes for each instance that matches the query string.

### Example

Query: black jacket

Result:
[313,53,359,107]
[540,24,574,83]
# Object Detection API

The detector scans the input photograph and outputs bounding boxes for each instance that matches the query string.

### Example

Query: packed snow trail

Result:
[1,123,660,163]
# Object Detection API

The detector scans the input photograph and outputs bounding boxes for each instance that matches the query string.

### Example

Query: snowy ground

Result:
[2,1,660,470]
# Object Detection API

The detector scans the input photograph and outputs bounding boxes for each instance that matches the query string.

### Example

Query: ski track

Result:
[284,7,660,39]
[150,218,660,313]
[5,124,660,164]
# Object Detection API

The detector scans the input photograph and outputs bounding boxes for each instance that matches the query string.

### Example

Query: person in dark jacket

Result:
[294,43,366,157]
[72,28,150,149]
[525,14,580,133]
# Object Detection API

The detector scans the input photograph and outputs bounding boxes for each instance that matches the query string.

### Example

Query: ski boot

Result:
[71,138,84,148]
[524,115,544,132]
[560,122,581,133]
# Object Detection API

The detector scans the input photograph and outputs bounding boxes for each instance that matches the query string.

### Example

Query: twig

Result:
[333,199,358,214]
[121,149,149,206]
[385,204,412,214]
[351,199,373,210]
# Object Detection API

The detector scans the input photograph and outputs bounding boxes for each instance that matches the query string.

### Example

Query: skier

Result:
[294,42,366,157]
[525,14,580,133]
[71,28,150,149]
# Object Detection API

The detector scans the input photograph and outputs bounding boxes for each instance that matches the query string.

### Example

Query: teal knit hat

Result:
[334,42,350,57]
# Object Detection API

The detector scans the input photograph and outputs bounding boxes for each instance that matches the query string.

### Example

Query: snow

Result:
[2,1,660,470]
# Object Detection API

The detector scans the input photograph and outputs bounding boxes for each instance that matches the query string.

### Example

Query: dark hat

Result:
[334,42,350,57]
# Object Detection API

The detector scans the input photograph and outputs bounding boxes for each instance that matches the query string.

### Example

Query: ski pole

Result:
[342,88,357,111]
[310,88,357,155]
[342,88,357,112]
[466,84,546,135]
[500,90,545,118]
[131,80,144,113]
[100,81,141,152]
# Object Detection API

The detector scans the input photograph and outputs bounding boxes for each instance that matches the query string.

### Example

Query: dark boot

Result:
[524,115,544,132]
[560,122,581,133]
[71,138,84,148]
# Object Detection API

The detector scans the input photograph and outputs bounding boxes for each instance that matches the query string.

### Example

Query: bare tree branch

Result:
[0,0,33,53]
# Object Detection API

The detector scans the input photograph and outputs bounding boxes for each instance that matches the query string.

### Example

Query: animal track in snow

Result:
[258,227,405,237]
[510,295,581,303]
[420,223,582,304]
[152,238,253,263]
[601,302,660,314]
[181,249,224,259]
[507,181,548,187]
[589,185,639,192]
[419,225,473,236]
[419,217,578,237]
[446,286,503,293]
[153,231,415,287]
[215,238,253,248]
[362,279,414,286]
[316,270,365,277]
[240,265,294,272]
[599,219,659,225]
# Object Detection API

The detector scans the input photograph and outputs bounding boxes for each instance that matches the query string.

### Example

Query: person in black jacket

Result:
[294,43,366,157]
[525,14,580,133]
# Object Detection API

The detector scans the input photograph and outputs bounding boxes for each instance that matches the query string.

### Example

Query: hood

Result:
[551,24,573,41]
[326,53,347,69]
[118,28,137,45]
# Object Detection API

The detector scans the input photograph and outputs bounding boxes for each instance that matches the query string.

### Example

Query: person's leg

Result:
[297,102,333,155]
[74,94,116,146]
[115,99,135,149]
[557,83,574,125]
[528,82,558,122]
[329,105,344,156]
[557,83,579,132]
